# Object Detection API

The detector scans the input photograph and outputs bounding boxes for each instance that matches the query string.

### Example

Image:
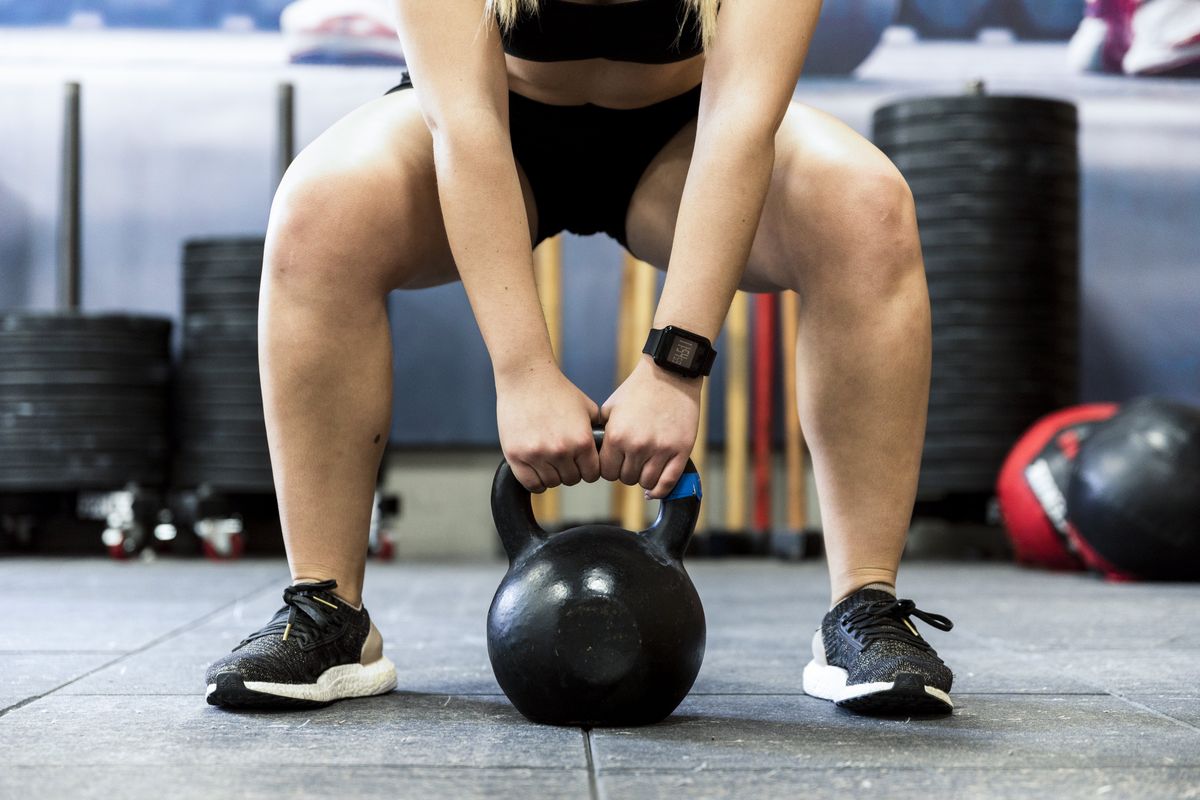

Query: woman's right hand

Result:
[496,362,602,493]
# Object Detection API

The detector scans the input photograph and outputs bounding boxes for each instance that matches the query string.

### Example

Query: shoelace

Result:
[237,580,344,648]
[841,598,954,651]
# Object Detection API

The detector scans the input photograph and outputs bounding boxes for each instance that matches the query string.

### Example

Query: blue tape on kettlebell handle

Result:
[665,472,702,501]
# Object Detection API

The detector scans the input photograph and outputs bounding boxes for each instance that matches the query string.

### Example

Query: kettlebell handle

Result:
[491,427,702,561]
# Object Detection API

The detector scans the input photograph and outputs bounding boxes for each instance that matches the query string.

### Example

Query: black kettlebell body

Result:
[486,431,706,727]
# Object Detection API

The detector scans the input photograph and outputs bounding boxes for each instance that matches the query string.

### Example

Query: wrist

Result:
[636,353,703,393]
[493,350,559,389]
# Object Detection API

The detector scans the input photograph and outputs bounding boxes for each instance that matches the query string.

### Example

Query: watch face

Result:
[667,338,698,368]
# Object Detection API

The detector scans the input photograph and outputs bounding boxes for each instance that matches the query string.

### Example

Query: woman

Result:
[204,0,955,716]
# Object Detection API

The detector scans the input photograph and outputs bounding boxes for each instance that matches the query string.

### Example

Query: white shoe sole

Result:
[206,656,398,705]
[803,659,953,711]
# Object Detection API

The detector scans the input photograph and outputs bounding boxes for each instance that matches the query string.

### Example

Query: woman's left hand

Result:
[599,355,703,499]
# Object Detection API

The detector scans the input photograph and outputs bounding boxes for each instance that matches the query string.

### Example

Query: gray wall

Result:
[2,32,1198,447]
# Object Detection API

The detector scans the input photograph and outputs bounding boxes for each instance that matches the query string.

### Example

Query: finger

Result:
[510,459,545,494]
[552,449,582,486]
[597,398,614,425]
[534,458,564,490]
[649,455,689,500]
[599,439,623,483]
[619,443,646,486]
[587,398,602,425]
[576,439,602,483]
[638,452,669,494]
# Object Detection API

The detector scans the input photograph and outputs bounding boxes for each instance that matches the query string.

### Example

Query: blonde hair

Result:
[488,0,718,51]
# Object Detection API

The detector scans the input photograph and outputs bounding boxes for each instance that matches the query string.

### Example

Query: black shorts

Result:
[387,73,701,249]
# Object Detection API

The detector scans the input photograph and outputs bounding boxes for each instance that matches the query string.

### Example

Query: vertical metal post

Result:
[58,81,82,312]
[276,82,295,187]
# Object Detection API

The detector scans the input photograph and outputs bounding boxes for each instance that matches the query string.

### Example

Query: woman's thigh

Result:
[269,87,539,293]
[623,101,910,294]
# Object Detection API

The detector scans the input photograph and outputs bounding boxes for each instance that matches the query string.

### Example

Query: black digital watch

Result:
[642,326,717,379]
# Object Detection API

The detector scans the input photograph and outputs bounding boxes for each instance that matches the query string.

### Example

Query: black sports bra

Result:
[502,0,705,64]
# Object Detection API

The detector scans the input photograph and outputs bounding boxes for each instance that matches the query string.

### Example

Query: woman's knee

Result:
[779,156,923,307]
[264,162,407,299]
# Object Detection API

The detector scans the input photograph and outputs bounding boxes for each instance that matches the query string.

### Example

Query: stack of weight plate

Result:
[0,313,171,491]
[176,237,274,492]
[873,94,1080,499]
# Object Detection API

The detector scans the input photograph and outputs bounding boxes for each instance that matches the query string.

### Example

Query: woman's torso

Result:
[503,0,706,108]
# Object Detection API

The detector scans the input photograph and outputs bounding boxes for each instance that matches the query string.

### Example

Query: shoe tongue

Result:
[833,587,897,616]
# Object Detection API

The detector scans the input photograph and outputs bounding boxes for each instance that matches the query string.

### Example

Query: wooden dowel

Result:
[531,235,564,524]
[780,290,806,532]
[724,290,750,533]
[617,254,657,531]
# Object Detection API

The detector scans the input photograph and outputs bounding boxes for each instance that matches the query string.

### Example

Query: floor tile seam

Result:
[0,763,595,774]
[592,765,1200,775]
[1108,692,1200,733]
[0,574,285,720]
[582,730,601,800]
[0,650,129,656]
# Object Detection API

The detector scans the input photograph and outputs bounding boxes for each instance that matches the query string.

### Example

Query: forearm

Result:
[431,122,554,380]
[655,119,776,342]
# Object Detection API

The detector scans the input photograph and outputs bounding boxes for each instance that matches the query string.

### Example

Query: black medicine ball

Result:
[1066,397,1200,581]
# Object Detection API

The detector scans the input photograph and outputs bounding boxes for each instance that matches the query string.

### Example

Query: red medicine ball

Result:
[996,404,1120,570]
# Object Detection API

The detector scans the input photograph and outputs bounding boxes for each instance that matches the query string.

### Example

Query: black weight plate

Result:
[875,122,1077,151]
[926,402,1053,423]
[873,97,1077,127]
[180,346,259,361]
[177,375,262,394]
[0,351,170,373]
[0,336,170,360]
[0,365,170,387]
[874,112,1076,136]
[176,434,268,453]
[183,250,263,266]
[183,265,263,285]
[184,274,262,294]
[905,174,1079,199]
[927,281,1076,303]
[184,237,265,255]
[183,314,257,336]
[184,274,262,293]
[887,140,1078,160]
[891,148,1077,176]
[0,447,167,466]
[931,298,1077,318]
[923,248,1079,267]
[916,202,1077,225]
[176,419,266,438]
[172,468,274,492]
[0,416,168,439]
[911,190,1080,216]
[928,388,1072,406]
[0,467,167,491]
[919,229,1077,252]
[176,388,264,409]
[184,301,260,318]
[929,384,1062,401]
[932,340,1077,359]
[177,430,268,448]
[0,312,172,338]
[175,398,265,418]
[0,396,167,417]
[0,388,169,410]
[181,345,258,362]
[932,335,1077,355]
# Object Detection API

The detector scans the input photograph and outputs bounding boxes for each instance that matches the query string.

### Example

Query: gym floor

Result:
[2,558,1197,799]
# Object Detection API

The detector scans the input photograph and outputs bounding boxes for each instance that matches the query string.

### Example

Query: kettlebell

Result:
[486,428,706,727]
